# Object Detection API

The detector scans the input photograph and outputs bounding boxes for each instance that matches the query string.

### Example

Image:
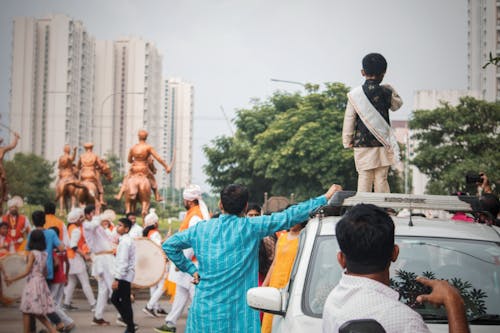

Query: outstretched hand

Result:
[192,272,200,285]
[325,184,343,200]
[416,276,464,307]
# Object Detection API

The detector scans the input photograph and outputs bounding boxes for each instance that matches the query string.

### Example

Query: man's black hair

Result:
[119,217,132,230]
[220,184,249,215]
[49,226,59,237]
[84,205,95,216]
[362,53,387,77]
[44,202,56,215]
[32,210,46,227]
[246,203,262,214]
[335,203,394,274]
[29,229,46,251]
[126,212,135,219]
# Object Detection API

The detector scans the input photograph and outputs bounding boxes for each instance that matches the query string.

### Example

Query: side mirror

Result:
[246,287,285,316]
[339,319,386,333]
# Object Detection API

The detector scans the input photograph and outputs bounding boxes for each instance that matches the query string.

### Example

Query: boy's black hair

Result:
[125,212,136,219]
[362,53,387,77]
[32,210,46,227]
[220,184,249,215]
[84,205,95,216]
[44,202,56,215]
[29,229,46,251]
[119,217,132,230]
[335,203,394,274]
[246,203,262,214]
[49,226,59,237]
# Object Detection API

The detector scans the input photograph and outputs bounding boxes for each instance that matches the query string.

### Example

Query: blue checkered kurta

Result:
[163,195,327,333]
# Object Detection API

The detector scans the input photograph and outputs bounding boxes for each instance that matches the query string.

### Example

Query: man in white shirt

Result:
[82,205,115,326]
[322,204,469,333]
[112,217,137,333]
[127,212,143,239]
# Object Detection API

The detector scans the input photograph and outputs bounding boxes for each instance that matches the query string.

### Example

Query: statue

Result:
[75,143,112,214]
[0,132,20,211]
[54,145,79,215]
[116,130,171,217]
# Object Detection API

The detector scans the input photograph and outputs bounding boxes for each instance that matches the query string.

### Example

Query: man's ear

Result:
[337,251,347,269]
[361,69,366,77]
[391,244,399,262]
[218,201,224,212]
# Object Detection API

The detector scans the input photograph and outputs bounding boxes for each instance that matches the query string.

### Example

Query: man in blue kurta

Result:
[162,183,342,333]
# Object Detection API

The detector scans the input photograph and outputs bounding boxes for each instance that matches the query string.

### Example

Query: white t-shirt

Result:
[322,273,431,333]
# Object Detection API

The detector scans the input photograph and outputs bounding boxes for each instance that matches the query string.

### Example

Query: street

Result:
[0,289,187,333]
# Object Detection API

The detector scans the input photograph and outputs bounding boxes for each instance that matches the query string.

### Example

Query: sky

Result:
[0,0,468,193]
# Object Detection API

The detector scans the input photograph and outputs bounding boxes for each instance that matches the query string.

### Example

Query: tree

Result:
[102,153,124,212]
[5,153,55,205]
[204,83,404,201]
[410,97,500,194]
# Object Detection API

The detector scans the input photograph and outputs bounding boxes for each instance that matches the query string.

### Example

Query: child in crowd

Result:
[111,218,137,333]
[0,221,14,257]
[5,229,58,333]
[342,52,403,193]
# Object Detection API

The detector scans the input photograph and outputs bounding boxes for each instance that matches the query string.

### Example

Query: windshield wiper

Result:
[420,313,448,323]
[468,314,500,324]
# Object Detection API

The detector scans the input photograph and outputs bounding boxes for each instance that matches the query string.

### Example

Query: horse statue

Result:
[123,171,152,218]
[75,158,112,213]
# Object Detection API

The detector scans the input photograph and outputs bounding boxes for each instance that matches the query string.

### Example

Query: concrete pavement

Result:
[0,290,187,333]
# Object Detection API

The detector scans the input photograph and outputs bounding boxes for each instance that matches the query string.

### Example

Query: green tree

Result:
[102,153,124,212]
[204,83,404,201]
[410,97,500,194]
[5,153,55,204]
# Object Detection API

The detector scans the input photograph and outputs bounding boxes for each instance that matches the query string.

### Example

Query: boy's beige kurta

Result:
[342,84,403,172]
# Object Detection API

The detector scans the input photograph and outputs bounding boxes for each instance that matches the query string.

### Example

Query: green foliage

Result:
[391,269,487,319]
[102,153,123,212]
[204,83,395,201]
[482,52,500,69]
[409,97,500,194]
[5,153,55,205]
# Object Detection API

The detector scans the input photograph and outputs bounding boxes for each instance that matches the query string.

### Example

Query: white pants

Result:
[50,283,74,325]
[358,166,390,193]
[64,272,96,306]
[94,269,114,320]
[147,271,167,310]
[165,283,195,325]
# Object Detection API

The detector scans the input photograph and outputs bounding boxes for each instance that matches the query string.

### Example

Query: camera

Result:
[466,172,483,184]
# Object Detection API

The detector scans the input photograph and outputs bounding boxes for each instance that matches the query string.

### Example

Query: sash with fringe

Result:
[347,86,400,164]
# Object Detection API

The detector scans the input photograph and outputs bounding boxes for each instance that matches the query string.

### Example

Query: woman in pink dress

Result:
[5,229,58,333]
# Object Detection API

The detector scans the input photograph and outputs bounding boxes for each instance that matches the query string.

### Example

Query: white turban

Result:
[67,208,84,224]
[144,208,159,227]
[100,209,116,222]
[183,184,210,220]
[7,196,23,208]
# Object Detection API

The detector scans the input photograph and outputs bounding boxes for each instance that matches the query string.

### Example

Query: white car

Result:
[247,192,500,332]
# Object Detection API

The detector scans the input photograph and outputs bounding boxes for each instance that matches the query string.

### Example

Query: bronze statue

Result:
[75,143,112,214]
[117,130,171,217]
[0,132,20,211]
[55,145,79,215]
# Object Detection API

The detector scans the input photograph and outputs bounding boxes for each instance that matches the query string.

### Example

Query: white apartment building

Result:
[9,14,94,163]
[411,90,481,195]
[161,78,194,190]
[467,0,500,101]
[93,37,163,169]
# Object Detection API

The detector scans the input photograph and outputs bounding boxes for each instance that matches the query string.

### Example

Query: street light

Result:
[270,78,306,87]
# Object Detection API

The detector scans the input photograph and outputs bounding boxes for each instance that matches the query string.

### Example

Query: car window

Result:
[302,235,500,321]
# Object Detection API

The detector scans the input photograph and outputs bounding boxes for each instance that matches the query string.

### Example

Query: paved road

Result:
[0,291,187,333]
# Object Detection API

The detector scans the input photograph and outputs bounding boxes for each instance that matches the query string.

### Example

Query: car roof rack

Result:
[328,191,476,212]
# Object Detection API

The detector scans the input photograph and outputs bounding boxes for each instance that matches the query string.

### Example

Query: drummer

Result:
[1,196,31,252]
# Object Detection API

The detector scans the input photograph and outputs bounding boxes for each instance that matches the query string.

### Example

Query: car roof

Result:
[315,215,500,243]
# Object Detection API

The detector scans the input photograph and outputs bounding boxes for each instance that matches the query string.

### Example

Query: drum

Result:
[132,238,166,288]
[0,253,28,302]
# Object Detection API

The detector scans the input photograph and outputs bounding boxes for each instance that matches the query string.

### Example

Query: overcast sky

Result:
[0,0,468,192]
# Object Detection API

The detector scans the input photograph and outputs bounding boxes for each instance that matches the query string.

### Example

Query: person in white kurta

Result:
[126,212,143,239]
[82,205,115,325]
[142,208,168,317]
[63,208,96,310]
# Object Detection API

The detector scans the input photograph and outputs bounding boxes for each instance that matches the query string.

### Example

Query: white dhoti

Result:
[91,253,115,319]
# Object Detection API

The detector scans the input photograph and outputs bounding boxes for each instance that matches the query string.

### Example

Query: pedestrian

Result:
[5,229,58,333]
[342,52,403,193]
[163,183,342,332]
[155,184,210,333]
[111,218,137,333]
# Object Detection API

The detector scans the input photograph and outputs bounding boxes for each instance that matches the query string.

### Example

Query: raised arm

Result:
[3,132,20,153]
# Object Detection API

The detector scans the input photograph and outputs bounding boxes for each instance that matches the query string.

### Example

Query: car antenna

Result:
[408,195,414,227]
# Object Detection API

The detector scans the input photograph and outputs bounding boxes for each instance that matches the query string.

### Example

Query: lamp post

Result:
[270,78,306,87]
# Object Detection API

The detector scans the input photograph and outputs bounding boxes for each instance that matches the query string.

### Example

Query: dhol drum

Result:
[0,253,28,303]
[132,237,166,288]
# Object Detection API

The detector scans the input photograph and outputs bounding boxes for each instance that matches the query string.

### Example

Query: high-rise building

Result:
[9,14,95,162]
[162,78,194,189]
[467,0,500,101]
[93,37,163,168]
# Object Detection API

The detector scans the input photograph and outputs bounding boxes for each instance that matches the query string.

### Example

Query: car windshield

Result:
[303,235,500,323]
